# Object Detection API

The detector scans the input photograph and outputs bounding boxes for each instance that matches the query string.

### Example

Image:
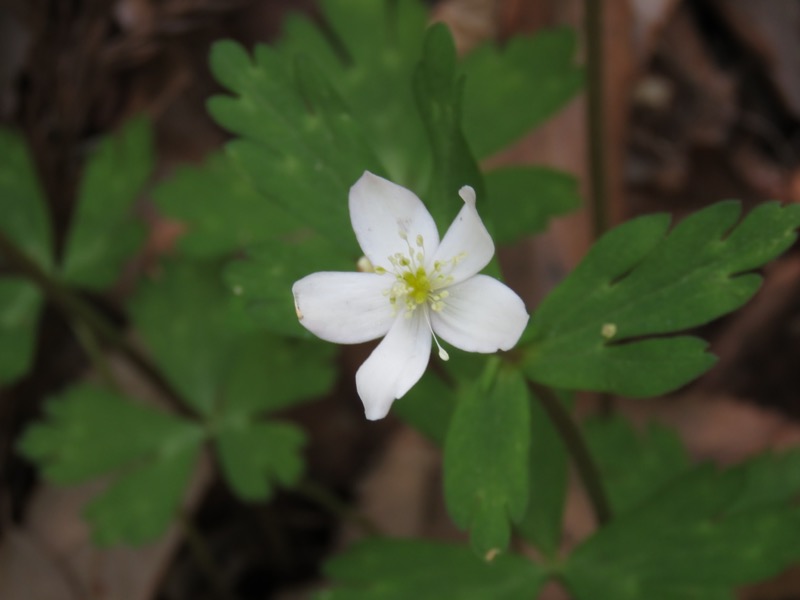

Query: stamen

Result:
[423,307,449,361]
[357,256,374,273]
[293,294,303,320]
[381,228,457,337]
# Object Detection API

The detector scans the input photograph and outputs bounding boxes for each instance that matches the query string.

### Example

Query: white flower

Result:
[292,172,529,420]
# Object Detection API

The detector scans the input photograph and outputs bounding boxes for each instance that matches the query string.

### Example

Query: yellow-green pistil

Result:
[369,231,463,362]
[374,232,455,317]
[403,267,431,305]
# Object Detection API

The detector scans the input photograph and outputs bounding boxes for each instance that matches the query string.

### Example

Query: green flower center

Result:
[371,232,462,317]
[402,267,432,305]
[366,231,466,362]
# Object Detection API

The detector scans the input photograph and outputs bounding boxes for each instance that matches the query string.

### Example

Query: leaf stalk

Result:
[528,381,613,526]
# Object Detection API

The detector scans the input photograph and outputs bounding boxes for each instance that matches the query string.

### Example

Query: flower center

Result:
[402,268,431,305]
[374,232,458,316]
[370,231,466,362]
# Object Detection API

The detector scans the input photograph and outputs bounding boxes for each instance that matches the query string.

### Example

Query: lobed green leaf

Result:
[278,0,430,189]
[413,23,483,230]
[135,260,334,412]
[461,27,583,159]
[320,538,547,599]
[583,416,691,514]
[220,334,336,416]
[153,152,299,258]
[133,261,333,507]
[0,279,43,384]
[215,420,306,501]
[443,363,530,554]
[208,39,381,250]
[524,201,800,396]
[18,385,203,483]
[393,371,457,446]
[224,237,353,338]
[18,385,204,546]
[61,116,152,289]
[563,424,800,599]
[566,483,800,598]
[132,261,246,416]
[0,128,52,269]
[484,166,581,245]
[86,440,202,547]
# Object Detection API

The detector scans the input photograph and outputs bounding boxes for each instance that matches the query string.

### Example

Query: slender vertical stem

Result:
[585,0,617,415]
[180,515,236,600]
[296,480,382,537]
[585,0,608,238]
[70,318,119,391]
[528,381,612,526]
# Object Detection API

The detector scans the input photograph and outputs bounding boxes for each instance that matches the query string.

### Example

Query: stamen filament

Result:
[381,231,464,355]
[423,306,449,361]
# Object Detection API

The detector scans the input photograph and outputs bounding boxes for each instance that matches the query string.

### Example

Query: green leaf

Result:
[727,450,800,511]
[132,261,247,416]
[133,261,335,504]
[211,333,328,502]
[462,27,583,159]
[516,390,570,556]
[528,336,716,398]
[18,385,203,482]
[0,279,43,384]
[133,256,339,506]
[413,23,483,229]
[0,128,52,269]
[220,334,336,416]
[320,538,548,600]
[393,371,457,446]
[444,362,530,554]
[208,39,381,249]
[85,439,201,546]
[153,152,299,258]
[524,201,800,396]
[224,237,353,338]
[583,416,690,513]
[485,166,581,244]
[18,384,204,546]
[210,329,333,502]
[61,116,152,288]
[278,0,430,189]
[135,259,336,413]
[563,450,800,599]
[215,420,306,501]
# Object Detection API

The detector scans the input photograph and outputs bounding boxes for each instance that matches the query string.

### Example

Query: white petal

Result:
[292,272,394,344]
[431,275,529,353]
[432,186,494,284]
[349,171,440,269]
[356,311,432,420]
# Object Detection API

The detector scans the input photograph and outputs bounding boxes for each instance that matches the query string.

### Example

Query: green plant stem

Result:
[180,515,236,600]
[528,381,612,526]
[296,479,382,537]
[70,317,119,391]
[585,0,608,238]
[585,0,616,415]
[0,229,196,420]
